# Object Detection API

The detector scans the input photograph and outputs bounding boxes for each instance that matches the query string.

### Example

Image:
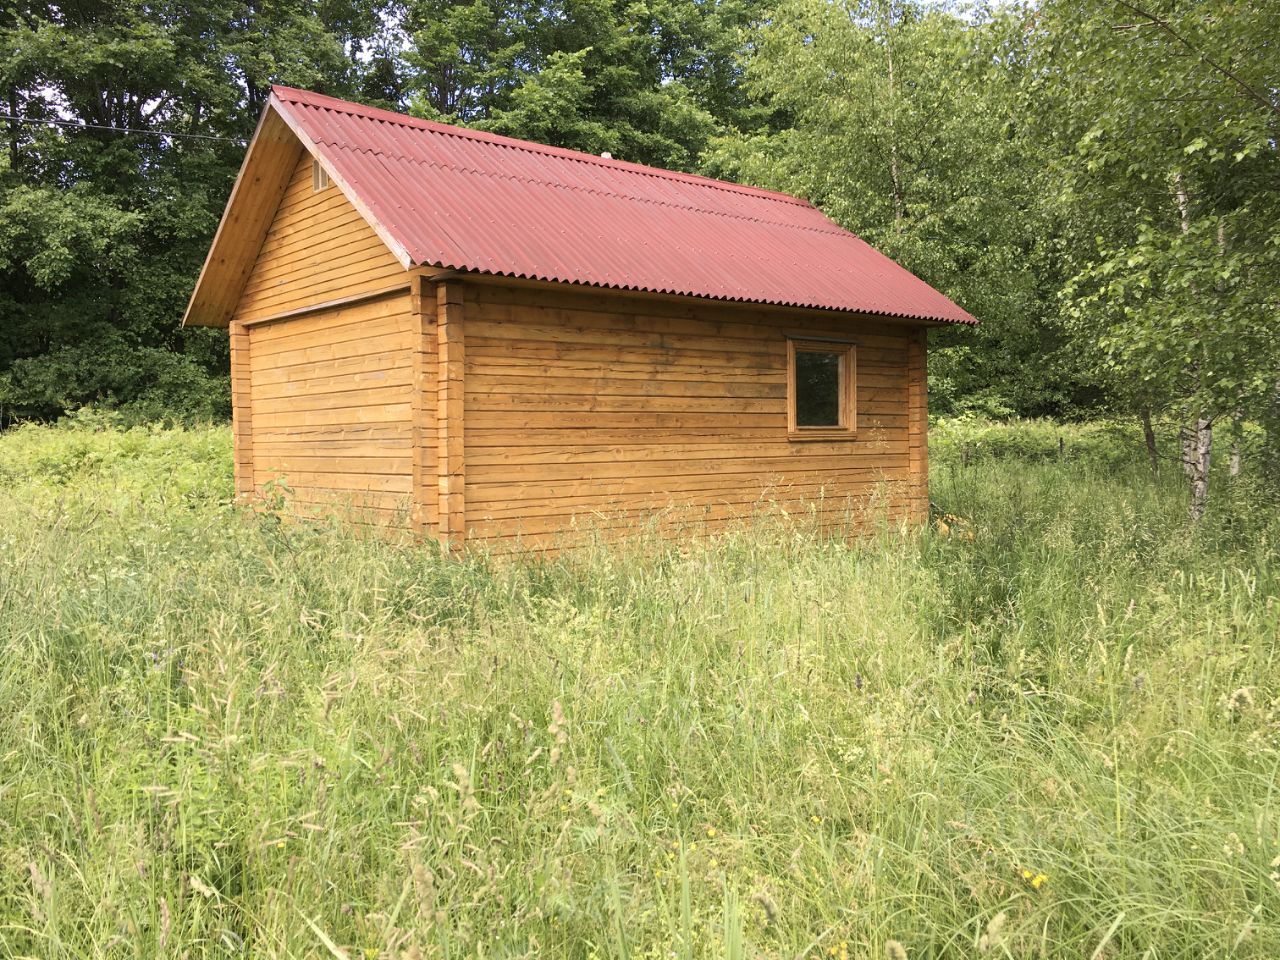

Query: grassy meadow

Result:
[1,417,1278,958]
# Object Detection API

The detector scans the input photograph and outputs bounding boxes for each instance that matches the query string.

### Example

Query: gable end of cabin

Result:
[224,144,432,528]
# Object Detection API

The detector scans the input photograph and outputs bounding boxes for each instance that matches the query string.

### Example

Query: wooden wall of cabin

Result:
[461,281,928,547]
[239,292,420,523]
[222,146,930,544]
[232,151,406,324]
[226,149,433,526]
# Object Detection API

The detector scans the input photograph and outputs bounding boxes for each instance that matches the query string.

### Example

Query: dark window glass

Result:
[794,350,842,427]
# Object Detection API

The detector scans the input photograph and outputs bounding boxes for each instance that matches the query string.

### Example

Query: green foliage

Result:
[2,423,1279,957]
[0,413,231,493]
[707,1,1094,417]
[403,0,759,168]
[0,0,376,422]
[0,0,760,420]
[1,0,1275,452]
[1041,0,1280,428]
[931,417,1152,471]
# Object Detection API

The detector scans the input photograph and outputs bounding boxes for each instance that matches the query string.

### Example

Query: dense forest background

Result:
[1,1,1277,478]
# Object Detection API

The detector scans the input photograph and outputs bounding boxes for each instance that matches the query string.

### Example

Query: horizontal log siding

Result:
[247,294,416,521]
[232,152,407,325]
[464,283,925,546]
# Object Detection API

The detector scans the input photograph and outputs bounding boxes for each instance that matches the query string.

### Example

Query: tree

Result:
[0,0,761,424]
[401,0,761,169]
[0,0,384,422]
[708,0,1094,418]
[1040,0,1280,517]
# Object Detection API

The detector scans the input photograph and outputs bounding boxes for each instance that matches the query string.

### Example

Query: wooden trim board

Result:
[436,279,465,545]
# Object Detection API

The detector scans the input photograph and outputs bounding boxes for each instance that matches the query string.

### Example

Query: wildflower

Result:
[751,892,778,927]
[706,827,717,838]
[978,911,1007,953]
[811,815,823,824]
[1223,833,1245,859]
[1021,868,1047,890]
[548,700,567,765]
[1223,688,1255,718]
[27,862,52,904]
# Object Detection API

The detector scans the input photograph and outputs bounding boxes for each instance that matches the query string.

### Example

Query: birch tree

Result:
[708,0,1086,417]
[1042,0,1280,518]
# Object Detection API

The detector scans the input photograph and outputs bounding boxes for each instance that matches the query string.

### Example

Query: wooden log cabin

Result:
[183,86,975,548]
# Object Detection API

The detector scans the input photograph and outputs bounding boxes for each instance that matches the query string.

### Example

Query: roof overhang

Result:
[182,104,302,327]
[182,93,417,329]
[185,87,977,328]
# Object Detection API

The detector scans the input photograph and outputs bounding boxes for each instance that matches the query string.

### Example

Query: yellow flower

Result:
[1031,873,1047,890]
[810,815,823,824]
[1021,869,1032,880]
[706,827,717,838]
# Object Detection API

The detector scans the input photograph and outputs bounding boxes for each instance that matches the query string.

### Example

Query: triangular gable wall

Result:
[231,150,407,325]
[183,102,407,328]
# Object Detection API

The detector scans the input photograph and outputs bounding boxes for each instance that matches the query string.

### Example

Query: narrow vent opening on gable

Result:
[312,158,331,192]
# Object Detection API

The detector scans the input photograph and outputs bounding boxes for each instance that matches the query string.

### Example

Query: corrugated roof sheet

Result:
[270,86,976,325]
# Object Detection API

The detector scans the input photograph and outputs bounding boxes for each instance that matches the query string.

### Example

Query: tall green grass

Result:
[0,419,1277,958]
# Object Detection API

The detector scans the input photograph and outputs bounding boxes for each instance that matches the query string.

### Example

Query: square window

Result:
[787,338,856,438]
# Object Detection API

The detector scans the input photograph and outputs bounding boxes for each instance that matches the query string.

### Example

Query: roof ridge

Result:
[270,85,816,210]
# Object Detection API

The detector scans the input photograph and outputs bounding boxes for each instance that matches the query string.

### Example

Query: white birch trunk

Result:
[1180,425,1196,479]
[1188,417,1213,521]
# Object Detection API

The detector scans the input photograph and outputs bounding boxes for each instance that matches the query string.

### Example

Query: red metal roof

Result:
[270,86,976,325]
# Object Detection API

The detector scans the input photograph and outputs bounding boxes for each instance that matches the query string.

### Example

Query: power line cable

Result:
[0,113,246,144]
